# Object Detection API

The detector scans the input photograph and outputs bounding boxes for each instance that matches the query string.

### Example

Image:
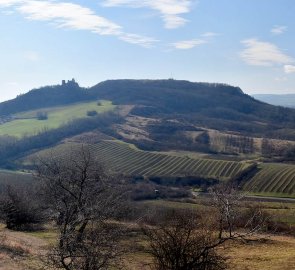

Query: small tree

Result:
[36,111,48,120]
[36,146,127,270]
[143,184,267,270]
[86,110,98,117]
[143,210,226,270]
[0,185,44,230]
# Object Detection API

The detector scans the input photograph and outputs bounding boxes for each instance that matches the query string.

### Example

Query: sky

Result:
[0,0,294,101]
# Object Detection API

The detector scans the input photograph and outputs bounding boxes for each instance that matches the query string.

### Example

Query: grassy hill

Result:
[0,79,91,116]
[1,79,295,140]
[0,79,294,199]
[0,100,115,137]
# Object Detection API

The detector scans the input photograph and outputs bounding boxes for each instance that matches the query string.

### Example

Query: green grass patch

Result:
[0,100,115,137]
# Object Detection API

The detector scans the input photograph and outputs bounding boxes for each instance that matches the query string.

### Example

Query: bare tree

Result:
[210,184,267,241]
[143,210,226,270]
[143,184,267,270]
[36,145,127,270]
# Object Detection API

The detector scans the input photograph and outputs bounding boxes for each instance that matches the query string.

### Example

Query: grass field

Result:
[0,100,115,137]
[1,220,295,270]
[243,163,295,198]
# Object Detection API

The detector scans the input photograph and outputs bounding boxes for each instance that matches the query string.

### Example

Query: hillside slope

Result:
[0,79,91,116]
[1,79,295,144]
[89,80,295,123]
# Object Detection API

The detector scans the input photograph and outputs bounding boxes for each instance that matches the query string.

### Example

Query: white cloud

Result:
[17,1,121,35]
[240,39,293,66]
[201,32,219,38]
[119,33,157,48]
[0,0,24,7]
[0,0,156,47]
[284,65,295,74]
[172,39,206,50]
[102,0,193,29]
[271,25,287,35]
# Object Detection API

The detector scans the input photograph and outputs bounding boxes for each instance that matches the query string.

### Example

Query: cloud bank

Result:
[102,0,193,29]
[240,39,293,66]
[0,0,156,47]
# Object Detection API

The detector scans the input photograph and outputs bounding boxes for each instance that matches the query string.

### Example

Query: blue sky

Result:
[0,0,294,101]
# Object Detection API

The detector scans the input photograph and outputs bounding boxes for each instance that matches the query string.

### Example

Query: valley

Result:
[0,79,294,270]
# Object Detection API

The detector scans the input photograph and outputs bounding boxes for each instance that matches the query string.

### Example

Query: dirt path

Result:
[0,226,49,270]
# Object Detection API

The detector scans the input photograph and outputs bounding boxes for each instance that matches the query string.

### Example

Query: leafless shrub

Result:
[143,184,268,270]
[0,185,45,230]
[142,209,226,270]
[36,145,128,270]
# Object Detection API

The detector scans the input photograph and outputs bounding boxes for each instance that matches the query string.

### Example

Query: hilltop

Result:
[0,79,295,159]
[1,79,295,132]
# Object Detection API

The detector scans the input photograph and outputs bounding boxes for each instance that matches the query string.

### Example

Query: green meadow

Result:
[0,100,115,137]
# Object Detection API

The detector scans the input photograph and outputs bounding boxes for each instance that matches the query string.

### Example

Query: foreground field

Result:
[0,100,115,137]
[1,223,294,270]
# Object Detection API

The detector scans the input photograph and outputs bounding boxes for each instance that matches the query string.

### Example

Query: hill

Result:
[1,79,295,141]
[0,100,114,137]
[253,94,295,108]
[0,79,294,158]
[0,79,293,200]
[0,79,91,116]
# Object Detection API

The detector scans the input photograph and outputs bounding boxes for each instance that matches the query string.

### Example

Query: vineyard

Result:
[28,140,250,181]
[243,163,295,197]
[86,140,251,180]
[22,140,295,197]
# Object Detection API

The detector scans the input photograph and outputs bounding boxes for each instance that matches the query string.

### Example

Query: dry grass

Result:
[0,221,295,270]
[0,225,48,270]
[224,235,295,270]
[125,234,295,270]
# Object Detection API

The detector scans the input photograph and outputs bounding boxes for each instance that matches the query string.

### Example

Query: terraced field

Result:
[243,163,295,197]
[21,140,295,197]
[27,140,250,180]
[87,140,250,180]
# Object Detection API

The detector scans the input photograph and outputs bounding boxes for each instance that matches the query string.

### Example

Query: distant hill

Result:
[1,79,295,142]
[88,80,295,138]
[0,79,91,116]
[253,94,295,108]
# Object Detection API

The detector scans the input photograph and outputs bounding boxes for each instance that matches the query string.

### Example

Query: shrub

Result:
[0,186,44,230]
[36,111,48,120]
[87,110,98,117]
